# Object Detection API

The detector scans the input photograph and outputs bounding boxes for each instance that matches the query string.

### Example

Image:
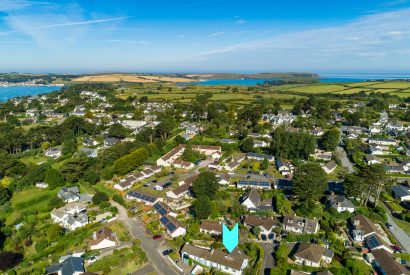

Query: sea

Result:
[0,85,63,102]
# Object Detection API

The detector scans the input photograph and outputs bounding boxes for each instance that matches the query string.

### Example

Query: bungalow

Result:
[57,187,81,203]
[44,147,62,158]
[365,155,381,165]
[368,138,397,146]
[224,154,246,171]
[326,195,355,213]
[156,144,186,166]
[274,179,292,190]
[372,249,409,275]
[385,164,406,174]
[392,185,410,202]
[35,182,49,189]
[83,138,99,147]
[79,147,98,158]
[283,215,319,234]
[365,233,393,253]
[166,183,191,199]
[349,214,382,242]
[159,214,186,238]
[181,243,249,275]
[218,174,231,185]
[311,150,332,162]
[291,243,334,267]
[322,161,337,174]
[45,256,85,275]
[219,138,236,144]
[200,221,222,236]
[153,202,178,218]
[276,160,294,176]
[104,137,120,147]
[254,140,269,148]
[247,152,275,162]
[237,179,272,189]
[126,191,161,205]
[311,128,325,137]
[89,227,118,250]
[240,188,272,212]
[243,215,279,238]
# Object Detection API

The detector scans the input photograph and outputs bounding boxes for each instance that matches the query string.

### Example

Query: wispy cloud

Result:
[34,16,131,30]
[209,31,225,37]
[0,0,49,12]
[187,8,410,71]
[234,19,247,25]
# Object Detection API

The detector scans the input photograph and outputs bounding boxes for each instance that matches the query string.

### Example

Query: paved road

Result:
[110,200,180,275]
[381,202,410,253]
[337,147,410,253]
[260,243,275,275]
[336,146,355,173]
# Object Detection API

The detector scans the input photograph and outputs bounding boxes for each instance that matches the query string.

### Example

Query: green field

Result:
[286,84,347,93]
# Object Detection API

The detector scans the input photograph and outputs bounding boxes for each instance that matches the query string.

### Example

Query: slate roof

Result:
[45,256,84,275]
[242,188,261,207]
[326,195,355,209]
[392,185,410,199]
[372,249,410,275]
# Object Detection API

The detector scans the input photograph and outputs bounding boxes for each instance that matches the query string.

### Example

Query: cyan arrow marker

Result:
[222,223,238,253]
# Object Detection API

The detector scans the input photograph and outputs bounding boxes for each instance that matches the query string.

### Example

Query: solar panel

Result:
[160,217,168,224]
[167,223,176,232]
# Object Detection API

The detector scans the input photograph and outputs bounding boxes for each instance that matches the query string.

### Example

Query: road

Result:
[336,146,355,173]
[337,146,410,253]
[110,200,180,275]
[260,243,275,275]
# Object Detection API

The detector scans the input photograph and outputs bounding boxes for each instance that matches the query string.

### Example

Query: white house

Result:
[292,243,334,267]
[159,215,186,238]
[326,195,355,213]
[392,185,410,202]
[200,221,222,236]
[322,161,337,174]
[181,243,249,275]
[283,215,319,234]
[51,203,88,231]
[89,227,118,250]
[44,147,62,158]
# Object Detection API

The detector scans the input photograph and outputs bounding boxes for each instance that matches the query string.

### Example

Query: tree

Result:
[62,136,77,155]
[360,164,390,208]
[108,124,130,139]
[45,169,64,189]
[139,96,148,103]
[112,148,149,175]
[60,157,90,182]
[260,158,269,170]
[240,138,254,153]
[292,162,327,203]
[321,128,340,151]
[0,186,11,205]
[192,171,219,200]
[275,241,289,269]
[46,224,64,242]
[181,144,203,162]
[92,191,109,205]
[0,252,23,271]
[193,196,212,219]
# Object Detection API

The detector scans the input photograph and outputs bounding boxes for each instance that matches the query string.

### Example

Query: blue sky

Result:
[1,0,410,73]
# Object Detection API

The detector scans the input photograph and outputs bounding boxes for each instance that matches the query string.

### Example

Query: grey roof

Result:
[327,195,355,209]
[46,256,84,275]
[58,187,80,201]
[242,188,260,206]
[392,185,410,199]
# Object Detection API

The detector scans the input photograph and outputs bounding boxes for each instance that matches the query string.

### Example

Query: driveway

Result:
[260,243,275,275]
[336,146,355,173]
[110,200,180,275]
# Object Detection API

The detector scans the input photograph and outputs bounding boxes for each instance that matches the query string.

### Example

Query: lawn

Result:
[20,154,49,165]
[6,187,59,225]
[287,84,347,94]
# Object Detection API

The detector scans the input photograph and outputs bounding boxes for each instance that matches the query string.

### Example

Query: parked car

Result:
[153,235,162,240]
[162,249,173,256]
[88,256,98,264]
[386,223,394,229]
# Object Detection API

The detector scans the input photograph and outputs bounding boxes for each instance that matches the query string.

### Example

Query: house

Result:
[368,138,397,146]
[113,176,136,191]
[45,256,85,275]
[172,159,194,170]
[322,161,337,174]
[166,182,191,199]
[283,215,319,234]
[200,221,222,235]
[247,152,275,162]
[79,147,98,158]
[104,137,120,147]
[365,233,393,253]
[237,179,272,189]
[349,214,382,242]
[153,202,177,217]
[126,191,161,205]
[159,214,186,238]
[240,188,272,212]
[156,144,221,167]
[243,215,279,238]
[253,140,269,148]
[311,128,325,137]
[51,203,88,231]
[57,187,80,203]
[311,150,332,162]
[218,174,231,185]
[181,243,249,275]
[291,243,334,267]
[385,164,406,174]
[224,154,246,171]
[83,137,98,146]
[365,155,381,165]
[89,227,118,250]
[35,182,49,189]
[276,160,294,176]
[219,138,236,144]
[392,185,410,202]
[45,147,62,158]
[372,249,410,275]
[326,195,355,213]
